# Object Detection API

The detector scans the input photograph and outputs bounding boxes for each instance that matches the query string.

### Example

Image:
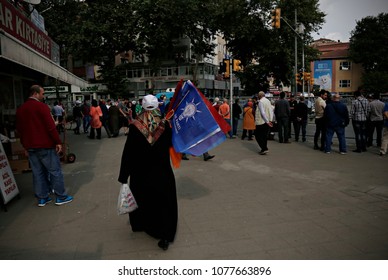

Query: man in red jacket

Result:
[16,85,73,207]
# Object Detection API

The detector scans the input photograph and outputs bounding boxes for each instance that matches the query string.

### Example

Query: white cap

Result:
[142,95,159,111]
[75,100,82,105]
[132,100,137,105]
[214,97,220,102]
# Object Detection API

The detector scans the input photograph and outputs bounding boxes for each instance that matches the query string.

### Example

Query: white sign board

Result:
[0,142,20,204]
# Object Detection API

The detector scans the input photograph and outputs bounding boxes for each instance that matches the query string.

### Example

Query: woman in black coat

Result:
[118,95,177,250]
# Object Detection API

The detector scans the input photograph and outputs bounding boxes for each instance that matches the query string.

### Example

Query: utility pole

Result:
[294,10,298,97]
[280,9,305,96]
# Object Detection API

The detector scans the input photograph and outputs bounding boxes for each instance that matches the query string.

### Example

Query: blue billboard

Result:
[314,60,333,91]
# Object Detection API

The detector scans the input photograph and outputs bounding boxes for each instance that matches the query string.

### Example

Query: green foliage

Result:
[349,13,388,93]
[39,0,325,94]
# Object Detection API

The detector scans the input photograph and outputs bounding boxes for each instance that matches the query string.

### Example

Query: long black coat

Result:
[118,122,177,242]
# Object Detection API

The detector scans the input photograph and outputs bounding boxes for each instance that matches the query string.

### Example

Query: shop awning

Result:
[0,32,90,88]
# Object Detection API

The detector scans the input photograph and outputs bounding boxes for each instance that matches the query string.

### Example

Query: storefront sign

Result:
[0,0,52,58]
[0,142,20,204]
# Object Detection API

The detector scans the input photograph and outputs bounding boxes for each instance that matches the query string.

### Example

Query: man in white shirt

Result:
[313,90,327,150]
[254,91,273,155]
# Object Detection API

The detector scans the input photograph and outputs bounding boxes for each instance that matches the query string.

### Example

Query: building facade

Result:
[116,35,242,99]
[310,38,364,95]
[0,0,89,135]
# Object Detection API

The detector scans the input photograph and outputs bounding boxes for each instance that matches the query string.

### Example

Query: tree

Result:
[212,0,325,91]
[38,0,325,95]
[349,13,388,93]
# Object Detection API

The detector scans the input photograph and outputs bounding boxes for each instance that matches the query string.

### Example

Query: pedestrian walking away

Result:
[314,90,328,150]
[367,93,385,147]
[241,101,255,140]
[232,98,242,137]
[379,101,388,156]
[294,96,308,142]
[16,85,73,207]
[351,90,370,153]
[118,94,178,251]
[323,94,350,154]
[254,91,273,155]
[274,91,291,143]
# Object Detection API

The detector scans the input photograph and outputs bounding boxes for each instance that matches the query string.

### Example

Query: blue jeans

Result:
[83,115,91,133]
[325,126,346,153]
[277,117,289,142]
[28,148,67,199]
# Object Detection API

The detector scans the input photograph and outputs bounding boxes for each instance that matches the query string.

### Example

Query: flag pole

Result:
[229,58,233,132]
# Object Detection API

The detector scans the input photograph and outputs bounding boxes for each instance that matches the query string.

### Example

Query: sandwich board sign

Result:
[0,141,20,206]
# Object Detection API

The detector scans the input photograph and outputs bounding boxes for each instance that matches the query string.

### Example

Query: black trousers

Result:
[255,124,270,152]
[314,118,326,149]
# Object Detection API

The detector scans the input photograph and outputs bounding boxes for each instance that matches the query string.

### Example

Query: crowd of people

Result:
[69,97,142,140]
[235,89,388,156]
[14,85,387,254]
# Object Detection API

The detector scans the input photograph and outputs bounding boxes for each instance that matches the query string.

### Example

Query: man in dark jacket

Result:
[323,94,350,154]
[294,96,308,142]
[274,91,290,143]
[232,98,242,138]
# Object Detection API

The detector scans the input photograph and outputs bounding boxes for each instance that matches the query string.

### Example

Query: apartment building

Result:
[310,38,363,94]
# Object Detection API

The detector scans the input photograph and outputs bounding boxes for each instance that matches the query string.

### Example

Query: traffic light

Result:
[304,72,311,84]
[223,59,230,78]
[219,62,226,74]
[271,8,281,29]
[310,76,315,86]
[299,71,304,82]
[233,59,242,72]
[295,73,300,84]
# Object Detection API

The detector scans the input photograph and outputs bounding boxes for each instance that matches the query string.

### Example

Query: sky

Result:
[312,0,388,42]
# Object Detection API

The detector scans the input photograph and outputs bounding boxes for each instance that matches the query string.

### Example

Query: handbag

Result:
[117,183,138,215]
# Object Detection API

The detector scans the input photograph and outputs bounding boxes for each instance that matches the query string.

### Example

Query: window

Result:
[339,80,351,88]
[340,61,351,70]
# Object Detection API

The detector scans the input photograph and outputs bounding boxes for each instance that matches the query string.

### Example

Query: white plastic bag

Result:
[117,183,138,215]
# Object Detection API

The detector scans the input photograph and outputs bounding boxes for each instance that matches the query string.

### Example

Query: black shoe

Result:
[158,239,169,251]
[353,149,362,153]
[182,155,189,160]
[204,155,215,161]
[314,145,319,150]
[362,148,367,152]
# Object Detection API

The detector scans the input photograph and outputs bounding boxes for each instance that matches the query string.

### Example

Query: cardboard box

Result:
[9,159,31,174]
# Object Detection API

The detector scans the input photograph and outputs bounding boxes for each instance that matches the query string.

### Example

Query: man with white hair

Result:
[255,91,273,155]
[323,94,349,154]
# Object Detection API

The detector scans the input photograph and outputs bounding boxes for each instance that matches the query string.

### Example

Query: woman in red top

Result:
[89,99,103,139]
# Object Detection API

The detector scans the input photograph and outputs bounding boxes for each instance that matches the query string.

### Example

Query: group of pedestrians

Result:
[313,89,387,155]
[71,98,139,140]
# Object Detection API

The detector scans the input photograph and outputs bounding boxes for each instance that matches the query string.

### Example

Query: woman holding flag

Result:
[118,94,177,251]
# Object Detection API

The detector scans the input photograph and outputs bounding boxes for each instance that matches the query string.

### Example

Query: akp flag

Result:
[170,81,227,156]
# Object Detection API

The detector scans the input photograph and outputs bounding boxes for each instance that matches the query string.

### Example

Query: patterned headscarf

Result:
[132,109,165,145]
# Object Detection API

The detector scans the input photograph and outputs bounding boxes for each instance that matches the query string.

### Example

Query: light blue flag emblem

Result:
[171,81,226,156]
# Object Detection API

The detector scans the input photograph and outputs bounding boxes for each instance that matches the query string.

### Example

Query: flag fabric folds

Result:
[168,80,230,156]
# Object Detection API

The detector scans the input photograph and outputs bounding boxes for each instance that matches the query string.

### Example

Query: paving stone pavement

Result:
[1,126,387,260]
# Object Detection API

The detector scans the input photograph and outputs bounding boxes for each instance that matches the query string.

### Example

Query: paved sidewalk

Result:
[0,128,387,260]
